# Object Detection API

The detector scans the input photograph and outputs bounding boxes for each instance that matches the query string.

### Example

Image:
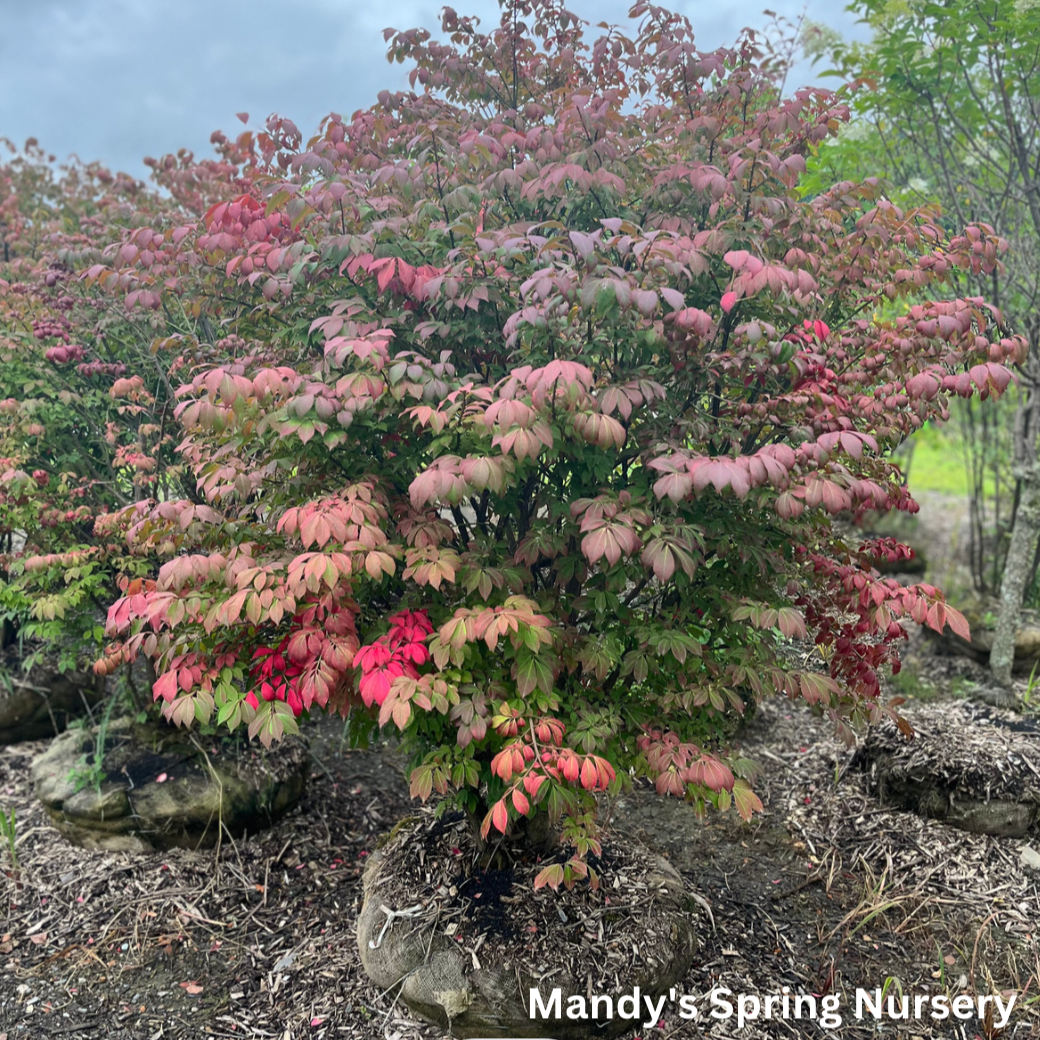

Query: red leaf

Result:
[152,670,178,703]
[491,798,509,834]
[944,605,970,641]
[926,600,946,633]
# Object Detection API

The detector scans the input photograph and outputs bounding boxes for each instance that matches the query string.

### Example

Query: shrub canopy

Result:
[0,1,1022,887]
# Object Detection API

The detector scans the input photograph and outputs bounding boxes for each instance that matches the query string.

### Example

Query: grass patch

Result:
[893,423,972,497]
[949,676,979,701]
[891,666,940,702]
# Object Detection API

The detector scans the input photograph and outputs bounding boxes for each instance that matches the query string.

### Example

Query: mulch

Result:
[0,675,1038,1039]
[0,723,435,1040]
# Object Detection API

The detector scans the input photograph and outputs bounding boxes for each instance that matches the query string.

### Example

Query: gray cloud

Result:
[0,0,865,178]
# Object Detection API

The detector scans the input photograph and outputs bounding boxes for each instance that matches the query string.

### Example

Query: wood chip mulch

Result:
[852,699,1040,805]
[0,694,1037,1040]
[0,721,444,1040]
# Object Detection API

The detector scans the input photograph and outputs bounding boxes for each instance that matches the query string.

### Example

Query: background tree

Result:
[819,0,1040,692]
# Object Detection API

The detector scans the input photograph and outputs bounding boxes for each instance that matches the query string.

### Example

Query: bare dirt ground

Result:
[0,493,1037,1040]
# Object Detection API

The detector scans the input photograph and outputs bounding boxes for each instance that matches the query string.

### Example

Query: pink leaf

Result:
[721,291,738,314]
[491,799,509,834]
[906,372,939,400]
[944,604,970,640]
[660,286,685,311]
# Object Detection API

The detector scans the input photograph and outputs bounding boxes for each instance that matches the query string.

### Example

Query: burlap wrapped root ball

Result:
[852,701,1040,837]
[357,813,699,1039]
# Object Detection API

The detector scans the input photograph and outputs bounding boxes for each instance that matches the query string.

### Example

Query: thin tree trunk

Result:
[991,466,1040,686]
[991,339,1040,688]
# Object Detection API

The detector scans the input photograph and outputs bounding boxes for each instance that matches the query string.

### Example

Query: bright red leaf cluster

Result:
[355,608,433,707]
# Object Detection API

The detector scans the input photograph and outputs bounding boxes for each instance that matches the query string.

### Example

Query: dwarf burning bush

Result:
[0,142,180,667]
[12,3,1024,887]
[0,121,307,672]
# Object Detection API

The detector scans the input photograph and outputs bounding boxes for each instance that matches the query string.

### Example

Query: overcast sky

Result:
[0,0,867,181]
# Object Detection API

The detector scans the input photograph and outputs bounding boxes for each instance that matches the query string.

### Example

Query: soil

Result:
[0,493,1037,1039]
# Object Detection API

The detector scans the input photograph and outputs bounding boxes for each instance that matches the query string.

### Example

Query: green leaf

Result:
[514,649,554,698]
